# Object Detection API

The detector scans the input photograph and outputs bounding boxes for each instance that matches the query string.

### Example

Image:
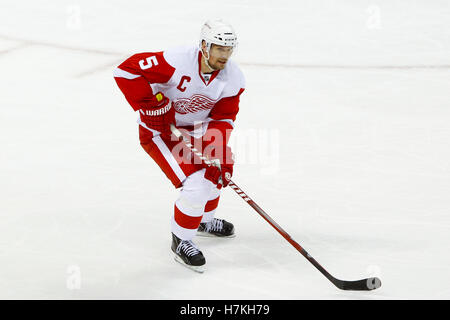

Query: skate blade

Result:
[196,231,236,238]
[174,255,206,273]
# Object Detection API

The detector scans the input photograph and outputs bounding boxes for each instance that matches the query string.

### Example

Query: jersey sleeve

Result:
[208,60,246,129]
[114,52,175,111]
[206,87,245,146]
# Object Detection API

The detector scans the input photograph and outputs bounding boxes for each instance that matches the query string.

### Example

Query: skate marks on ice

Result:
[1,33,449,80]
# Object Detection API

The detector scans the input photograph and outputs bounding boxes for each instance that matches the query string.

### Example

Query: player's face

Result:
[207,44,233,70]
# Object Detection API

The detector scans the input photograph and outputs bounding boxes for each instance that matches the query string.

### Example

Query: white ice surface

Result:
[0,0,450,299]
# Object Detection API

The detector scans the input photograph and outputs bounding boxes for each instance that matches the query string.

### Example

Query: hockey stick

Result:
[170,124,382,291]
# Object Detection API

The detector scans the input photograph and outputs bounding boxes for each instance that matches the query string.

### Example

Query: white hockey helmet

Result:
[199,19,238,54]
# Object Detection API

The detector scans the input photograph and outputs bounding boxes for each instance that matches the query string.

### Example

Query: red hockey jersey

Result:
[114,45,245,142]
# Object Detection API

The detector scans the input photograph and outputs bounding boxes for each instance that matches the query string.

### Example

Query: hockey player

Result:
[114,20,245,272]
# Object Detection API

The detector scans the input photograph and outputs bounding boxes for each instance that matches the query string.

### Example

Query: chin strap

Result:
[200,49,217,72]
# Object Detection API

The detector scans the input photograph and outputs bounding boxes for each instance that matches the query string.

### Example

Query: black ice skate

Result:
[171,233,206,273]
[197,218,235,238]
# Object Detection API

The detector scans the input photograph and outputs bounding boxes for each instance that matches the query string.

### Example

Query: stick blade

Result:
[334,277,382,291]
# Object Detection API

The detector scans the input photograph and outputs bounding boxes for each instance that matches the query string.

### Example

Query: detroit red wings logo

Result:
[173,94,216,114]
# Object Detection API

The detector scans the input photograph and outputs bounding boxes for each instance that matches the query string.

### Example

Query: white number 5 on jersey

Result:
[139,56,158,70]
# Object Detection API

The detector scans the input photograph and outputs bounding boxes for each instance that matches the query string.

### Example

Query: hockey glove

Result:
[204,145,234,188]
[139,92,174,137]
